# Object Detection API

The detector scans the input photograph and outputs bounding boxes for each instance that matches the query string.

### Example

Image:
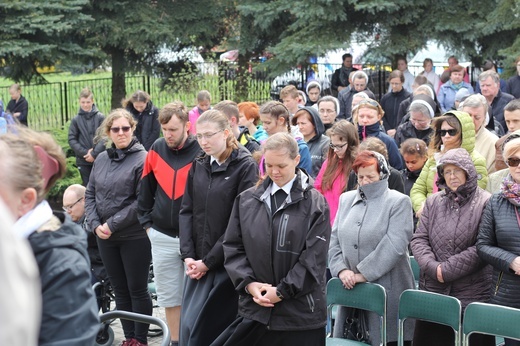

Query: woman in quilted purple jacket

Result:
[411,148,494,346]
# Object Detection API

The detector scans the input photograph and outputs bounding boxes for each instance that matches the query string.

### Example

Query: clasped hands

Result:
[339,269,367,289]
[246,282,281,307]
[184,258,209,280]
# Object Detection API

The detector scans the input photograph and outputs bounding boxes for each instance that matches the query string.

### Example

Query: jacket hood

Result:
[107,138,145,161]
[302,106,326,138]
[436,147,477,193]
[443,110,476,153]
[78,104,101,119]
[255,168,313,201]
[29,212,89,261]
[128,100,154,115]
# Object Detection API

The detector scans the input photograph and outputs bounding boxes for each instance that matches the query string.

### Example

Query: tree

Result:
[238,0,519,75]
[0,0,94,84]
[84,0,231,109]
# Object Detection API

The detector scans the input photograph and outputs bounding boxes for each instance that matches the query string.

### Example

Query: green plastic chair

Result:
[463,302,520,346]
[409,256,420,289]
[398,289,462,346]
[326,278,387,345]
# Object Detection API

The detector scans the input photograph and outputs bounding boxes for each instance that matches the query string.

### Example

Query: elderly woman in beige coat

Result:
[329,150,415,346]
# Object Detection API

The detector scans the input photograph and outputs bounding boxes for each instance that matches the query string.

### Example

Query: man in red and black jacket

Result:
[138,101,201,346]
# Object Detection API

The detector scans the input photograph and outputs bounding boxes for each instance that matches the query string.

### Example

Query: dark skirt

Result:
[212,317,325,346]
[179,266,238,346]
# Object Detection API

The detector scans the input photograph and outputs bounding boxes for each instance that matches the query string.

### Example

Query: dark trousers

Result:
[77,163,93,186]
[505,339,520,346]
[97,236,152,343]
[413,320,495,346]
[213,317,325,346]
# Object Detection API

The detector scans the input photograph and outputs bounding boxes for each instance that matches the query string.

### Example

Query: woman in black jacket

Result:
[380,70,411,137]
[85,109,150,346]
[477,137,520,346]
[219,132,331,346]
[123,90,160,150]
[179,109,258,346]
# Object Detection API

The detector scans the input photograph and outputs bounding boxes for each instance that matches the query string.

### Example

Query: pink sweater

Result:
[314,159,347,226]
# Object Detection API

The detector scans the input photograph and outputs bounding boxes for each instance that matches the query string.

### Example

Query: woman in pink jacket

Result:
[314,120,359,225]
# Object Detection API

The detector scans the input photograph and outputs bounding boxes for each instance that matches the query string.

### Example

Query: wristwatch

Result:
[276,289,284,300]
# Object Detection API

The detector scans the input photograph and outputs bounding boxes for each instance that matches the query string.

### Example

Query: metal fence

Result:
[0,62,396,131]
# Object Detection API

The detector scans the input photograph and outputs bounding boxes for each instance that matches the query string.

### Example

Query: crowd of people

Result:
[1,53,520,346]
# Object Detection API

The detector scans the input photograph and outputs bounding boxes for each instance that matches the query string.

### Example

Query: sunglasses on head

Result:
[438,129,458,137]
[110,126,132,134]
[357,99,380,108]
[506,157,520,167]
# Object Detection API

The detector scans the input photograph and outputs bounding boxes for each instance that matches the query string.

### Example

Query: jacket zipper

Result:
[494,271,503,295]
[278,214,289,247]
[306,293,315,313]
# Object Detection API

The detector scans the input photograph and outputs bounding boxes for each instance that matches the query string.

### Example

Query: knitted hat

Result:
[455,88,471,102]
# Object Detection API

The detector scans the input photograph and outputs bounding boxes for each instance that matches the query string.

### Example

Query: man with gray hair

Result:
[460,94,498,173]
[337,70,375,120]
[479,70,514,132]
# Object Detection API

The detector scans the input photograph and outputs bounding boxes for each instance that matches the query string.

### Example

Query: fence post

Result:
[63,82,69,124]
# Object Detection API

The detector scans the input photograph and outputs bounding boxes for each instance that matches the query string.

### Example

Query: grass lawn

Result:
[0,69,272,131]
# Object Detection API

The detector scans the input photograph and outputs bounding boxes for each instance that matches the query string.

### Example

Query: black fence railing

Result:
[0,62,398,131]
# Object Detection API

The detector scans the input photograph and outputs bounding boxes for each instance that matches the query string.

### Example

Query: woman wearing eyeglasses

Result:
[84,108,151,346]
[478,138,520,346]
[410,111,488,218]
[355,98,404,170]
[411,148,494,346]
[314,120,359,225]
[179,110,258,346]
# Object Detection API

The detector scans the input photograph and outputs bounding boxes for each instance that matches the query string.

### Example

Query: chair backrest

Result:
[463,302,520,345]
[326,278,387,344]
[409,256,420,282]
[398,289,462,346]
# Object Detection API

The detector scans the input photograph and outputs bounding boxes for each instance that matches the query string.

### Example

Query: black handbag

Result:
[343,308,371,343]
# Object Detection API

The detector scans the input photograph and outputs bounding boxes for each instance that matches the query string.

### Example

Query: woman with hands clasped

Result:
[85,109,151,346]
[179,110,258,346]
[328,150,415,346]
[218,132,331,346]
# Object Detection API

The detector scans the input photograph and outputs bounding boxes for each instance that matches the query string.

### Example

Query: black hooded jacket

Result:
[85,139,147,240]
[179,146,258,270]
[28,211,99,345]
[300,106,329,178]
[68,104,106,165]
[223,170,331,330]
[127,101,160,151]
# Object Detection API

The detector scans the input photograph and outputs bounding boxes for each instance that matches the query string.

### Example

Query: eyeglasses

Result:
[357,99,380,108]
[110,126,132,134]
[443,168,465,178]
[506,157,520,167]
[62,197,83,212]
[196,130,223,140]
[329,142,348,151]
[438,129,458,137]
[319,109,336,115]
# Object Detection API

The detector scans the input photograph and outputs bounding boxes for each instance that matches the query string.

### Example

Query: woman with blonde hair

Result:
[85,108,151,346]
[179,109,258,346]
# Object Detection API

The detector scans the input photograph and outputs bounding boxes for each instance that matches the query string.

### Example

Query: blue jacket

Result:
[437,81,474,113]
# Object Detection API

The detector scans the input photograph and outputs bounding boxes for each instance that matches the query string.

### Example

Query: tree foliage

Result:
[238,0,520,75]
[0,0,94,83]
